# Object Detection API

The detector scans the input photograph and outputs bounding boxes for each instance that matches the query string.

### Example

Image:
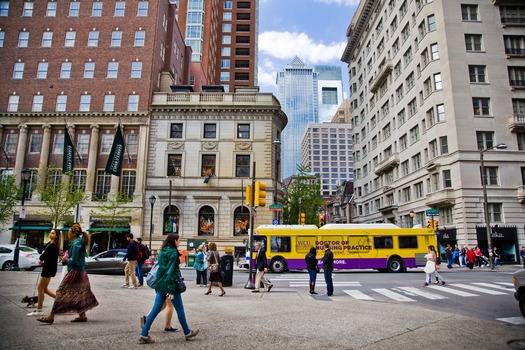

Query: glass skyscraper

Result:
[277,57,319,179]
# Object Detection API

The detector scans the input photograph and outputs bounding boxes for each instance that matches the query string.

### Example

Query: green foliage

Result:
[282,165,325,225]
[0,175,21,223]
[36,167,88,228]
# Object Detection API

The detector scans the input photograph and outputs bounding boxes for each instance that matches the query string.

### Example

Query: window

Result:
[442,169,452,188]
[69,1,80,16]
[125,134,138,155]
[429,139,438,158]
[469,65,486,83]
[221,59,230,69]
[408,98,417,117]
[220,72,230,81]
[5,134,18,154]
[399,236,418,249]
[23,1,33,16]
[84,62,95,78]
[137,1,148,16]
[18,32,29,48]
[508,66,525,87]
[29,134,42,153]
[167,154,182,176]
[412,153,422,171]
[401,160,409,176]
[406,72,415,90]
[88,31,99,47]
[476,131,494,150]
[103,95,115,112]
[56,95,67,111]
[322,87,338,105]
[472,97,490,116]
[121,171,136,199]
[439,136,448,154]
[0,31,4,47]
[170,123,183,138]
[224,1,232,9]
[482,167,499,186]
[223,12,232,21]
[518,132,525,151]
[201,154,216,177]
[72,170,87,192]
[101,134,113,153]
[46,170,62,192]
[115,1,125,16]
[400,134,408,150]
[77,134,89,154]
[465,34,483,51]
[237,124,250,139]
[203,124,216,139]
[414,182,424,199]
[374,236,393,249]
[0,1,9,16]
[410,125,420,143]
[434,73,442,90]
[32,95,44,112]
[127,95,139,111]
[427,14,436,31]
[92,2,103,16]
[40,32,54,48]
[270,236,291,253]
[436,104,445,121]
[79,95,91,111]
[198,206,215,236]
[430,43,439,60]
[61,62,72,79]
[107,62,119,78]
[111,31,122,47]
[7,96,19,112]
[233,206,249,236]
[222,47,231,56]
[37,62,48,79]
[94,170,111,201]
[222,35,231,44]
[235,155,250,177]
[461,4,478,21]
[223,23,232,33]
[44,2,56,16]
[131,61,142,78]
[488,203,502,222]
[134,31,145,46]
[53,134,64,154]
[65,31,76,47]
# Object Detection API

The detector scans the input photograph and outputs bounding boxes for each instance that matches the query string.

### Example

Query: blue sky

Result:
[257,0,360,96]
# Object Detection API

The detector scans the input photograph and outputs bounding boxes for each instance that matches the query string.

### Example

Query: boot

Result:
[309,282,313,294]
[311,282,318,295]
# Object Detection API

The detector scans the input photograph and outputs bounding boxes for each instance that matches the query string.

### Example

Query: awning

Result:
[9,225,53,231]
[58,227,70,231]
[87,227,130,233]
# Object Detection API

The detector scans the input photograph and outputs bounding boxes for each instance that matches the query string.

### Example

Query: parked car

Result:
[0,244,42,271]
[512,268,525,318]
[85,249,152,275]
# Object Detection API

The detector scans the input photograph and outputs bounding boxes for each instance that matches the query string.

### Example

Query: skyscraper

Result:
[315,65,345,123]
[277,57,319,179]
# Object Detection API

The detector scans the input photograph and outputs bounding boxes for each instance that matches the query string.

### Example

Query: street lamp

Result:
[148,195,156,254]
[409,211,415,228]
[480,143,507,270]
[273,140,281,223]
[11,168,31,271]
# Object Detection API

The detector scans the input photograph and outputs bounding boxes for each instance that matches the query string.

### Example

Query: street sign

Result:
[269,203,283,212]
[426,209,440,216]
[272,219,279,225]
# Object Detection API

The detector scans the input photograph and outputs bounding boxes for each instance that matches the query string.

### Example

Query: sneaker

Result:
[138,336,155,344]
[267,284,273,292]
[423,282,429,286]
[140,315,146,328]
[185,329,199,341]
[27,311,44,317]
[434,281,439,284]
[441,281,446,286]
[121,284,129,288]
[129,285,136,289]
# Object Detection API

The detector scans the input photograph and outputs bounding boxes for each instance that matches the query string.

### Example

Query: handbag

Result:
[146,261,159,289]
[174,278,186,294]
[208,252,220,273]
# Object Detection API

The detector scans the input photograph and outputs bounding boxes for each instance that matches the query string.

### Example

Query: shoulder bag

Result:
[208,252,220,273]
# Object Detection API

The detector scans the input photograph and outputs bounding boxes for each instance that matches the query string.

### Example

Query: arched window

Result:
[233,206,250,236]
[198,205,215,236]
[163,205,180,235]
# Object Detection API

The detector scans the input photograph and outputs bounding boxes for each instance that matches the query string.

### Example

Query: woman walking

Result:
[194,243,208,287]
[204,242,225,296]
[305,247,318,294]
[27,228,60,317]
[37,223,98,324]
[423,245,445,286]
[139,233,199,344]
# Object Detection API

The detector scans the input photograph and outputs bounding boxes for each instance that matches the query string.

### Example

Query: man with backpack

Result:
[135,237,149,287]
[121,233,140,289]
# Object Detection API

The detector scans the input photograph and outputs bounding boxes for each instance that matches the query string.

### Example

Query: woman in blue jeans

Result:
[139,233,199,344]
[305,247,319,294]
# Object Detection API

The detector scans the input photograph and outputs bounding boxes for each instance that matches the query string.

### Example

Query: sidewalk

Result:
[0,271,524,350]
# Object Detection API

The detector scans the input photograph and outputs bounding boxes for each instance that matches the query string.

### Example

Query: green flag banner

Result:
[105,124,125,176]
[63,126,74,173]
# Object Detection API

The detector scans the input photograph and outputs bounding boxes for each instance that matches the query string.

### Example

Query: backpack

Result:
[135,243,143,261]
[146,261,159,288]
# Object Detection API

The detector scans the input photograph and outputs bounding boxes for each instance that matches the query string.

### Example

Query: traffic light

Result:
[300,212,306,225]
[319,213,325,227]
[434,220,439,231]
[254,181,267,207]
[245,185,252,206]
[427,220,432,229]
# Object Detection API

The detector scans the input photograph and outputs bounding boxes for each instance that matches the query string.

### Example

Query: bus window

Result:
[374,236,393,249]
[271,236,291,253]
[398,235,418,249]
[253,236,267,252]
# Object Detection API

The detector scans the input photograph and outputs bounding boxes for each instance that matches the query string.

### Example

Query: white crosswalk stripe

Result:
[472,282,514,292]
[372,288,416,302]
[427,285,478,297]
[496,317,525,325]
[396,287,448,300]
[290,282,361,287]
[448,284,508,295]
[343,290,375,300]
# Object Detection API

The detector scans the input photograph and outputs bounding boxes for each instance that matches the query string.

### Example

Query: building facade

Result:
[342,0,525,261]
[315,65,345,123]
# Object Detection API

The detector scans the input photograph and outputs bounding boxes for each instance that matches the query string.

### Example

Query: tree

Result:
[0,175,21,224]
[36,167,87,228]
[282,165,325,225]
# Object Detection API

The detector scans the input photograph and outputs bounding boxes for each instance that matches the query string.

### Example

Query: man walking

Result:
[135,238,148,287]
[252,241,273,293]
[322,242,334,296]
[121,233,140,289]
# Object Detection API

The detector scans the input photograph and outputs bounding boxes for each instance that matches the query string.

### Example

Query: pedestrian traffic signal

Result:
[319,213,325,227]
[254,181,266,207]
[300,212,306,225]
[245,185,252,206]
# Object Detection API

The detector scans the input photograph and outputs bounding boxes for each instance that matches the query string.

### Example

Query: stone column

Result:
[134,124,148,202]
[14,124,28,186]
[85,124,99,197]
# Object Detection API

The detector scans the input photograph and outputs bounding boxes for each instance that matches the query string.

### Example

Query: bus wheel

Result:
[270,258,286,273]
[387,257,403,273]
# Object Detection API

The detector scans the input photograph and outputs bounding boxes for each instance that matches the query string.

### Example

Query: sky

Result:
[257,0,360,97]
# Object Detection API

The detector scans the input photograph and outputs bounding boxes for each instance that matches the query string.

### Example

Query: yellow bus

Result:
[252,223,437,273]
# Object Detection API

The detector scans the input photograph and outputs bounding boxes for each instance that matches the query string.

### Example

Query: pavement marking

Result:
[396,287,448,300]
[427,285,478,297]
[372,288,416,302]
[472,282,515,292]
[496,317,525,325]
[343,290,374,300]
[494,282,514,287]
[290,282,361,287]
[448,284,507,295]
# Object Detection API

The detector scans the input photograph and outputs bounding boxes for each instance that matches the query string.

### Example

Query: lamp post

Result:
[11,168,31,271]
[480,143,507,270]
[273,140,281,223]
[148,195,156,254]
[409,211,415,228]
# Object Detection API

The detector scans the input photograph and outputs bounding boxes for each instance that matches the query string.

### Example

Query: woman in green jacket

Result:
[139,233,199,344]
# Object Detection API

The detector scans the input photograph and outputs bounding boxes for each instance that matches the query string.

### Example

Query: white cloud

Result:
[259,31,346,64]
[314,0,361,6]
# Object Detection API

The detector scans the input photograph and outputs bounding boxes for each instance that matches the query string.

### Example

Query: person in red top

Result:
[466,247,476,269]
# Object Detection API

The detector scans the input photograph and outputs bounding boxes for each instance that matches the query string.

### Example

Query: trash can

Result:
[220,255,234,287]
[187,252,195,267]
